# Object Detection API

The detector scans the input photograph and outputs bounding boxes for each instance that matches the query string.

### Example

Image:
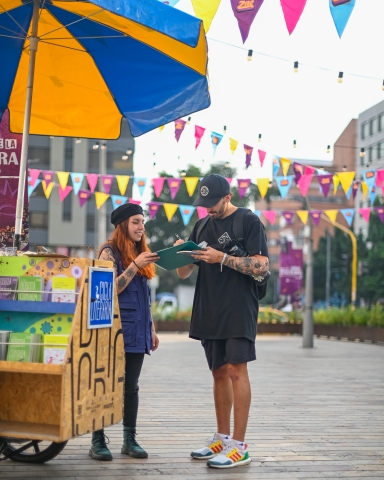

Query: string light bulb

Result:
[152,162,156,169]
[126,149,133,155]
[342,165,347,172]
[93,142,99,150]
[382,80,384,91]
[75,138,81,144]
[360,148,365,157]
[293,61,299,73]
[180,170,187,177]
[338,72,344,83]
[326,145,330,153]
[122,154,128,160]
[247,49,253,61]
[258,133,262,142]
[293,140,297,148]
[100,141,106,150]
[225,161,230,168]
[268,181,273,189]
[187,116,191,125]
[223,125,227,134]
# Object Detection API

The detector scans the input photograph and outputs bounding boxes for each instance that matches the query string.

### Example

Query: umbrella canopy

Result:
[0,0,210,138]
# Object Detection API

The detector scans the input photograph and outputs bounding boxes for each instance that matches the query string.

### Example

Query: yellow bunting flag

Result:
[337,171,355,194]
[56,171,69,190]
[95,192,109,210]
[296,210,308,225]
[42,180,54,199]
[325,210,338,224]
[159,125,165,133]
[191,0,221,33]
[229,138,239,155]
[257,178,270,199]
[280,158,291,177]
[184,177,199,197]
[163,203,178,222]
[333,174,340,194]
[116,175,130,196]
[361,181,368,200]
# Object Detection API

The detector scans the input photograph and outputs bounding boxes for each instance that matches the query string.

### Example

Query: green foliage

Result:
[313,304,384,327]
[151,304,192,322]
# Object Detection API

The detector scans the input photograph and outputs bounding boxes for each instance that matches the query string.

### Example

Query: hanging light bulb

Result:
[326,145,330,153]
[293,140,297,148]
[268,181,273,189]
[152,162,156,169]
[247,49,253,61]
[258,133,262,142]
[180,170,187,177]
[100,141,106,150]
[223,125,227,134]
[75,138,82,144]
[177,156,180,161]
[360,148,365,157]
[187,116,191,125]
[293,61,299,73]
[126,149,133,155]
[93,141,99,150]
[122,154,128,161]
[382,80,384,91]
[225,161,230,168]
[338,72,344,83]
[342,165,347,172]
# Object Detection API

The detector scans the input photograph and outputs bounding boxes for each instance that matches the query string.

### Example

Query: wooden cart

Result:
[0,256,124,463]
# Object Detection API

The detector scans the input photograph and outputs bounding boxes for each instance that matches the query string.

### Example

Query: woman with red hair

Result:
[89,203,160,462]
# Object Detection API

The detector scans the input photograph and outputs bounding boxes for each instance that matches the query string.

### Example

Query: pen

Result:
[175,234,181,240]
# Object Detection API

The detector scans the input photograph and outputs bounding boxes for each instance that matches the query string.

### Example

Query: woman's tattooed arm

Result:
[99,247,137,294]
[223,254,269,278]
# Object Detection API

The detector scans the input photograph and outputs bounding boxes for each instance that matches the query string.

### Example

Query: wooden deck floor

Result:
[1,334,384,479]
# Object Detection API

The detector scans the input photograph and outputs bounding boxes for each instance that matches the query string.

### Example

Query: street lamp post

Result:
[303,220,314,348]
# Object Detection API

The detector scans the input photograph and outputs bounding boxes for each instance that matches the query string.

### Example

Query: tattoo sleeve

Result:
[224,255,269,278]
[99,247,136,294]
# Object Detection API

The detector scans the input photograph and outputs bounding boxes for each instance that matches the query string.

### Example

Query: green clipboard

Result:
[154,241,204,271]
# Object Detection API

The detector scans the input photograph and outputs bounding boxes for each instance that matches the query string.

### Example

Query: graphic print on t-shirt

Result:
[218,232,232,246]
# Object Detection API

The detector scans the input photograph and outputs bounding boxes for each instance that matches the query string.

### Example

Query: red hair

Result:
[102,219,156,279]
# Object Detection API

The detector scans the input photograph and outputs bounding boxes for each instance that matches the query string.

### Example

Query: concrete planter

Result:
[154,320,190,332]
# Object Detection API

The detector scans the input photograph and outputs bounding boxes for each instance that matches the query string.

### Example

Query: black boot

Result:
[89,429,113,461]
[121,426,148,458]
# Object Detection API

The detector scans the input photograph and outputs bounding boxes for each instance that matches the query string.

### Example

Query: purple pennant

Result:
[310,210,322,226]
[282,211,294,225]
[317,174,333,198]
[101,175,114,194]
[237,178,251,198]
[293,162,304,184]
[174,119,186,142]
[375,207,384,223]
[148,202,162,220]
[230,0,264,43]
[78,189,92,208]
[167,178,183,200]
[244,144,253,169]
[352,180,360,199]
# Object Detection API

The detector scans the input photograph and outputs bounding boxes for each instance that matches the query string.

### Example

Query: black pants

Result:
[123,352,145,428]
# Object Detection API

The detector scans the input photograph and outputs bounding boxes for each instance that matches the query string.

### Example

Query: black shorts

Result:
[201,338,256,371]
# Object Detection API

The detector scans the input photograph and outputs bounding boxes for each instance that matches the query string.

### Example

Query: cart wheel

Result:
[1,439,67,463]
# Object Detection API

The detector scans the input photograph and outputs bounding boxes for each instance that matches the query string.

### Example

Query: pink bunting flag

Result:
[101,175,114,194]
[317,174,333,198]
[352,181,360,199]
[148,202,162,220]
[305,165,315,175]
[375,207,384,223]
[359,208,371,223]
[197,207,208,219]
[58,185,73,202]
[174,119,186,142]
[310,210,322,226]
[230,0,264,43]
[167,178,183,200]
[280,0,307,35]
[263,210,276,225]
[376,169,384,187]
[129,199,141,205]
[258,149,266,168]
[237,178,251,198]
[86,173,99,193]
[152,178,165,198]
[244,145,253,168]
[42,170,54,183]
[297,173,313,197]
[226,178,233,186]
[29,169,41,187]
[293,162,304,183]
[282,211,294,225]
[78,189,91,208]
[195,126,205,149]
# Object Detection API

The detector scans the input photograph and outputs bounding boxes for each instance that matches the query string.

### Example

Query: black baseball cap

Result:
[193,174,231,208]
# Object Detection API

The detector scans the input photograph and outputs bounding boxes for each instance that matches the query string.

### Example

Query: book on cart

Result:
[40,334,70,364]
[0,330,13,360]
[17,276,43,301]
[52,277,76,303]
[6,332,42,362]
[0,276,18,300]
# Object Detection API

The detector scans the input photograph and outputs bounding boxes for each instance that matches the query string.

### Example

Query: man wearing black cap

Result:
[175,174,269,469]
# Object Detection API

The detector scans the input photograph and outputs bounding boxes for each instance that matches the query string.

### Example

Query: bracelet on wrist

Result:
[132,260,140,269]
[220,253,228,272]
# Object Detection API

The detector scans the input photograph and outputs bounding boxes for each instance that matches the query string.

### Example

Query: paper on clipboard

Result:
[154,241,204,270]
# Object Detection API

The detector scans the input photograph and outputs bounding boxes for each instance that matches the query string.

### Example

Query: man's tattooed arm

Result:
[223,254,269,278]
[99,247,138,294]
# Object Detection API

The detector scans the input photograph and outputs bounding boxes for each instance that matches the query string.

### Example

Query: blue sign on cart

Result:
[87,267,115,329]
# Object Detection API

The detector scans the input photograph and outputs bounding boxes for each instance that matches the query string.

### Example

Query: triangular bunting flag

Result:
[191,0,221,32]
[152,178,165,198]
[237,178,251,198]
[158,125,165,132]
[167,178,183,200]
[95,192,110,210]
[101,174,114,195]
[28,178,41,197]
[324,209,338,224]
[135,178,147,197]
[345,185,352,200]
[374,207,384,223]
[273,156,280,177]
[363,170,376,190]
[352,180,360,199]
[280,0,307,35]
[174,119,186,142]
[70,172,85,195]
[293,162,304,183]
[42,170,54,183]
[58,185,73,202]
[195,126,205,149]
[211,132,223,155]
[197,207,208,219]
[337,171,355,195]
[111,195,127,211]
[230,0,264,43]
[116,175,130,196]
[359,208,370,223]
[281,158,291,177]
[184,177,199,197]
[254,210,261,218]
[229,138,239,155]
[282,211,294,225]
[310,210,322,226]
[333,174,340,194]
[226,177,233,186]
[147,201,162,220]
[42,180,54,199]
[244,144,253,168]
[340,208,354,227]
[163,203,178,222]
[56,171,69,190]
[275,175,293,199]
[329,0,356,38]
[28,169,41,187]
[376,169,384,187]
[297,173,313,197]
[263,210,276,225]
[361,181,368,200]
[179,205,196,226]
[129,199,141,205]
[86,173,99,193]
[317,174,333,198]
[296,210,308,225]
[258,149,266,168]
[257,178,270,199]
[78,189,92,208]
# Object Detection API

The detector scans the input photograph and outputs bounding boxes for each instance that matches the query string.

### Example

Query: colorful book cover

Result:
[6,332,41,362]
[0,276,18,300]
[51,277,76,303]
[18,276,43,301]
[41,334,69,364]
[0,330,12,360]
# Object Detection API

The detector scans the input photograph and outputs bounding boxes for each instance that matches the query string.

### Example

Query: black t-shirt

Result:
[188,210,269,342]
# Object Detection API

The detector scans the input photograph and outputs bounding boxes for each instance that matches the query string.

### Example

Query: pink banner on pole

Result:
[244,144,253,168]
[195,125,205,149]
[78,189,91,208]
[152,177,165,198]
[298,174,313,197]
[42,170,54,183]
[174,119,186,142]
[230,0,264,43]
[58,186,73,202]
[317,174,333,198]
[282,211,294,225]
[258,149,266,167]
[101,175,114,194]
[376,169,384,186]
[280,0,307,35]
[28,169,41,187]
[359,208,370,223]
[197,207,208,219]
[374,207,384,223]
[279,241,303,296]
[263,210,276,224]
[167,178,183,200]
[86,173,99,192]
[237,178,251,198]
[310,210,321,226]
[148,201,162,220]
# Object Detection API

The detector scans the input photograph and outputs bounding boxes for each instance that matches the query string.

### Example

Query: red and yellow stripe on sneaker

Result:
[207,441,251,468]
[191,434,228,460]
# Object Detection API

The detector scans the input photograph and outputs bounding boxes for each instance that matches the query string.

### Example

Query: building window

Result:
[62,196,72,222]
[369,118,377,136]
[361,122,368,139]
[368,145,374,163]
[30,212,48,228]
[28,147,50,167]
[379,113,384,132]
[86,214,95,232]
[378,140,384,159]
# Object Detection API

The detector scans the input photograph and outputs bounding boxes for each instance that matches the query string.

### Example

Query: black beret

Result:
[111,203,143,228]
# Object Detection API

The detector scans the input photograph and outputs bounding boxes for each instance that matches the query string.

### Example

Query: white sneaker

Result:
[190,433,230,460]
[207,439,251,468]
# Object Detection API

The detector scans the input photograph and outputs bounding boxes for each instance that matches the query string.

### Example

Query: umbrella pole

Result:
[14,0,40,250]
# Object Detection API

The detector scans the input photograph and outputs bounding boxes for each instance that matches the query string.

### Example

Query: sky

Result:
[132,0,384,200]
